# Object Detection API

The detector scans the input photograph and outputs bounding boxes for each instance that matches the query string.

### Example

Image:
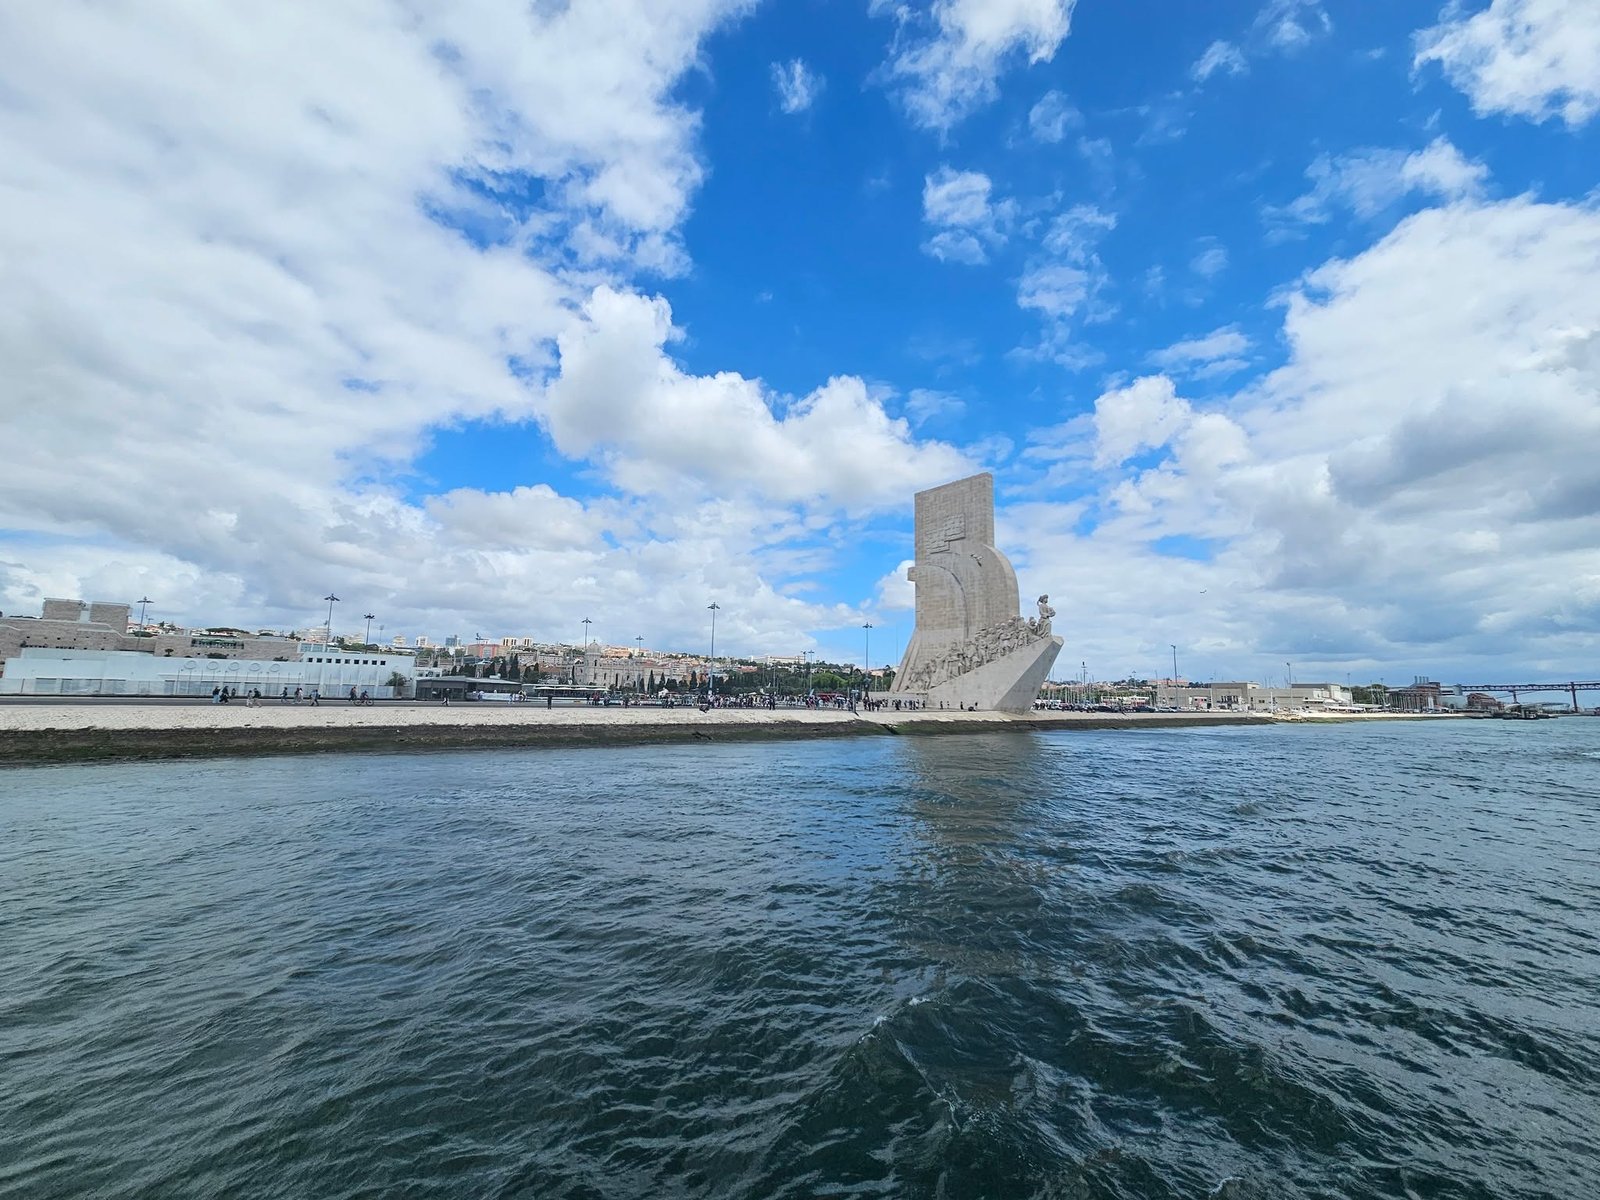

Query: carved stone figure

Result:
[1030,595,1055,637]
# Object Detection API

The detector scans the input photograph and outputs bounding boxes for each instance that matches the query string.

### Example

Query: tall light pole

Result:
[803,649,813,696]
[707,602,720,699]
[1171,643,1178,707]
[862,622,873,697]
[364,613,376,645]
[635,634,643,657]
[580,618,592,686]
[136,596,152,632]
[323,593,339,643]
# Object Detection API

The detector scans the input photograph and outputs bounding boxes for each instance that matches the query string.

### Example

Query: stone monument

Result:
[890,472,1062,713]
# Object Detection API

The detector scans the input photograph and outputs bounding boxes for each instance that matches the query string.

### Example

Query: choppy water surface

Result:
[3,720,1598,1199]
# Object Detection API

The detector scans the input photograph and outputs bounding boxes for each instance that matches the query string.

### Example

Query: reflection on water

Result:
[2,720,1597,1199]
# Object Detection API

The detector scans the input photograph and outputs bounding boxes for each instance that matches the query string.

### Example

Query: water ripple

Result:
[2,722,1597,1198]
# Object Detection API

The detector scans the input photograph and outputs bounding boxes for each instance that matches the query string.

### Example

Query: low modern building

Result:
[0,597,307,676]
[1154,681,1356,712]
[0,645,415,698]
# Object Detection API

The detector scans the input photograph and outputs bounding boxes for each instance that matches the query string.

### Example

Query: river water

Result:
[2,720,1597,1199]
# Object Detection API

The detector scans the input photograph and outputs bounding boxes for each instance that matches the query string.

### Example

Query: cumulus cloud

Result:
[771,58,824,114]
[1015,194,1600,680]
[878,0,1078,129]
[539,286,974,508]
[920,167,1016,263]
[1268,136,1489,230]
[0,0,966,655]
[1415,0,1600,128]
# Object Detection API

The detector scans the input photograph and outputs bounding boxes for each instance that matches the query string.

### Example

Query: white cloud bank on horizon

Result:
[1016,194,1600,682]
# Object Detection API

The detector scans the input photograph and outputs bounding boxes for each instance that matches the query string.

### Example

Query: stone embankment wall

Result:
[0,706,1270,766]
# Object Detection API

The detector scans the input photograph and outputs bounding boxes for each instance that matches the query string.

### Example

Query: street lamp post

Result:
[635,635,643,657]
[803,649,813,696]
[580,618,593,686]
[323,593,340,643]
[364,613,376,645]
[707,603,720,699]
[136,596,152,632]
[862,622,873,701]
[1171,643,1178,708]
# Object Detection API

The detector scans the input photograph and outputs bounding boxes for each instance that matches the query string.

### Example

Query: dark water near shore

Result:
[3,721,1598,1199]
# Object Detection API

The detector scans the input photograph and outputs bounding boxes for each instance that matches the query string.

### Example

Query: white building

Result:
[0,645,416,698]
[1155,681,1356,711]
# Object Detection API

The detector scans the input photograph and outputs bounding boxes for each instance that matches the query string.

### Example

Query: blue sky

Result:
[1,0,1597,683]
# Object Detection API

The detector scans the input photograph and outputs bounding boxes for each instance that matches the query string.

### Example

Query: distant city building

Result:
[0,597,415,685]
[0,644,415,697]
[414,635,432,648]
[1153,681,1355,711]
[443,635,460,649]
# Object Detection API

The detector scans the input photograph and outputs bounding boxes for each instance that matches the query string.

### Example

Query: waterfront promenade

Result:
[0,701,1280,765]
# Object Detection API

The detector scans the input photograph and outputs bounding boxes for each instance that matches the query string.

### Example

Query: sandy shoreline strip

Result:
[0,703,1286,765]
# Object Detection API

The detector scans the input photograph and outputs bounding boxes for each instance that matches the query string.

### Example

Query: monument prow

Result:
[890,472,1062,713]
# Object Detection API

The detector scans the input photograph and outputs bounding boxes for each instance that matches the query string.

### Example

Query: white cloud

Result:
[1016,194,1600,678]
[1090,376,1206,469]
[905,388,966,424]
[920,167,1016,264]
[1192,39,1248,82]
[1415,0,1600,128]
[874,560,917,611]
[1190,241,1229,278]
[1028,89,1082,141]
[539,286,974,507]
[771,58,824,114]
[1254,0,1332,52]
[1149,327,1252,378]
[1017,204,1115,319]
[1269,136,1489,228]
[0,0,978,655]
[879,0,1078,129]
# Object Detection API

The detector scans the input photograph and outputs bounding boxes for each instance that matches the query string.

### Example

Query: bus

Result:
[522,684,612,705]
